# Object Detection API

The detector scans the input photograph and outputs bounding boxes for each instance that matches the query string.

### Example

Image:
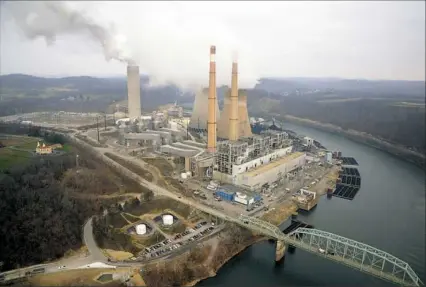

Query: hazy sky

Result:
[0,1,424,88]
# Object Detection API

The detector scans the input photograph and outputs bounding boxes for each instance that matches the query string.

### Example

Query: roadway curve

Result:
[83,217,108,262]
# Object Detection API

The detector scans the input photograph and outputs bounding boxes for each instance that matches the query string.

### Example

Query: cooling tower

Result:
[189,88,220,131]
[207,45,217,152]
[127,65,141,121]
[217,89,231,139]
[218,89,252,139]
[238,90,252,138]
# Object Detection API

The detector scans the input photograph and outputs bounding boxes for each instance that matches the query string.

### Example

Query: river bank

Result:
[185,236,266,287]
[188,196,302,286]
[274,114,425,169]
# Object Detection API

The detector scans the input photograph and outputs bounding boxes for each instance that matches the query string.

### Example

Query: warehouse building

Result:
[236,152,306,191]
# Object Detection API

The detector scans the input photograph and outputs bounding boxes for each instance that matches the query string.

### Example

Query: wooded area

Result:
[0,130,140,271]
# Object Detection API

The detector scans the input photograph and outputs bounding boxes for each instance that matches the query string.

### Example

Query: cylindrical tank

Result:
[163,214,174,226]
[181,173,187,179]
[186,171,192,177]
[136,224,147,235]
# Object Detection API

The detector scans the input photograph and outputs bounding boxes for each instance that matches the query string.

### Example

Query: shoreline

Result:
[186,236,266,287]
[273,114,425,169]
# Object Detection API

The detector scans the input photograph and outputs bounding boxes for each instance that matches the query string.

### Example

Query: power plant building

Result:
[213,130,304,191]
[237,152,306,191]
[127,65,142,121]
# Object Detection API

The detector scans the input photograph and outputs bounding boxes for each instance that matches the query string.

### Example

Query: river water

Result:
[199,122,425,286]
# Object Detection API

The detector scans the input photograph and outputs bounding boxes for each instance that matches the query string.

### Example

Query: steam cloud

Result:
[4,1,259,89]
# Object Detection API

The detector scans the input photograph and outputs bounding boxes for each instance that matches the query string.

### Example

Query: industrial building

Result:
[212,130,298,189]
[214,184,262,205]
[238,152,306,191]
[303,136,314,147]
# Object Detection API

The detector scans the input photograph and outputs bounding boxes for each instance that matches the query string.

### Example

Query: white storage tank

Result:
[181,173,187,179]
[163,214,174,226]
[136,224,147,235]
[186,171,192,177]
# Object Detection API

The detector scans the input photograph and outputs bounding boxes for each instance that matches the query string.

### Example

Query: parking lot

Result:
[137,221,218,260]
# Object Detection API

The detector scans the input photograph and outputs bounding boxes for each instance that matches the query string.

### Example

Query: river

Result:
[198,122,425,286]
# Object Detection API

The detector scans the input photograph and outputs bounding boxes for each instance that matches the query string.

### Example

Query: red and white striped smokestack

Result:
[207,45,217,152]
[229,54,239,141]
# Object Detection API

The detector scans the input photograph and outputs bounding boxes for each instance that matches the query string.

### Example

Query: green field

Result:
[15,140,39,150]
[0,148,32,170]
[59,144,72,152]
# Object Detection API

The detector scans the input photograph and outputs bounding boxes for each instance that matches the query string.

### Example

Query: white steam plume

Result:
[4,1,259,89]
[5,1,134,64]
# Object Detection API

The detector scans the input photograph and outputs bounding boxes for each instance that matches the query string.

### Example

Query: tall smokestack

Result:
[229,60,239,141]
[127,65,141,121]
[207,45,217,152]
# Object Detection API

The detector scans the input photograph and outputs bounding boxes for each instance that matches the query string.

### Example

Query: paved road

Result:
[83,217,108,262]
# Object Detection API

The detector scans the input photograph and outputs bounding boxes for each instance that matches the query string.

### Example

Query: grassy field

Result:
[28,268,123,286]
[15,140,39,150]
[142,157,174,176]
[261,201,298,226]
[160,221,187,235]
[105,153,154,182]
[131,231,166,248]
[106,212,129,229]
[121,213,140,223]
[104,249,134,260]
[0,148,32,170]
[125,197,191,219]
[59,144,72,152]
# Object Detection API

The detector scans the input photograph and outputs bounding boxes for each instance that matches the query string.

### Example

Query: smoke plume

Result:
[4,1,133,64]
[3,1,259,89]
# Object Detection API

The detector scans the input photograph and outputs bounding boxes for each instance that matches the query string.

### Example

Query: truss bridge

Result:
[236,215,422,287]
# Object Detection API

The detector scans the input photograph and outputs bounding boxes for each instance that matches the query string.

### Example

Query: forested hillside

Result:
[0,130,140,271]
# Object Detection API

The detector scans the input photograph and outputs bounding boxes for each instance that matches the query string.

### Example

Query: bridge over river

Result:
[229,214,422,287]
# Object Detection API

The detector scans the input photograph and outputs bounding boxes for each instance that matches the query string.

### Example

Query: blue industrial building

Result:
[215,189,235,201]
[216,184,263,204]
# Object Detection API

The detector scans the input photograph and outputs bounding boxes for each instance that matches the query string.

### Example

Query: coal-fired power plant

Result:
[207,45,217,153]
[127,65,142,121]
